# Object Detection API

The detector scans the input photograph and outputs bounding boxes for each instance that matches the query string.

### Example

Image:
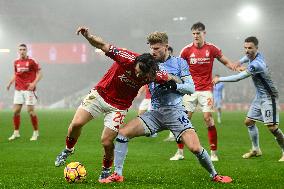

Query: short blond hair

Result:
[147,31,168,44]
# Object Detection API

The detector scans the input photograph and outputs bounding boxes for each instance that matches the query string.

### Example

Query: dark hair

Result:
[245,36,258,46]
[215,74,220,77]
[19,44,27,48]
[191,22,205,31]
[168,46,173,54]
[135,53,159,81]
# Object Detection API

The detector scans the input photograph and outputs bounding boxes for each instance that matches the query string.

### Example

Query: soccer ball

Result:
[64,162,87,183]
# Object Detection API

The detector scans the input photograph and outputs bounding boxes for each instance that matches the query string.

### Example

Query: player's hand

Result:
[155,70,169,84]
[168,74,182,84]
[6,84,11,91]
[236,65,246,72]
[27,83,36,91]
[76,26,90,38]
[212,77,219,85]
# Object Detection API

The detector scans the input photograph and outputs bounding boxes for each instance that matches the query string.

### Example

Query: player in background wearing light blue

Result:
[213,36,284,162]
[101,32,233,184]
[213,74,224,124]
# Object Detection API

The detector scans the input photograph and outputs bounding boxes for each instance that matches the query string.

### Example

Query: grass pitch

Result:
[0,110,283,189]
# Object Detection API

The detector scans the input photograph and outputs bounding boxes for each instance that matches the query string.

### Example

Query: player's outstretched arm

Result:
[214,71,251,84]
[218,55,242,71]
[76,26,110,53]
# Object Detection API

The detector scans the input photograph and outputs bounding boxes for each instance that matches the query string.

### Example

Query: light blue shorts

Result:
[214,98,222,109]
[139,106,194,142]
[247,96,279,125]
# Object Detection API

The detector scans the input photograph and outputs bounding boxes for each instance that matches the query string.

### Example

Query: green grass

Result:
[0,110,283,189]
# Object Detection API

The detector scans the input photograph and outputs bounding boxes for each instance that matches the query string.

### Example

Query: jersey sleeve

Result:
[246,60,263,75]
[179,58,190,77]
[32,59,41,72]
[105,45,139,66]
[239,56,249,64]
[211,45,223,59]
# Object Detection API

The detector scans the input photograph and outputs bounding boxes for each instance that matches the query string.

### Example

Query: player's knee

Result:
[70,120,84,129]
[244,119,254,126]
[267,124,278,132]
[101,137,113,148]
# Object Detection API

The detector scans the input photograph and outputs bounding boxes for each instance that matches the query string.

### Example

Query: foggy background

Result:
[0,0,283,109]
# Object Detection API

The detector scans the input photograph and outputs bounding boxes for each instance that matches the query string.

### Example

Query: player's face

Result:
[244,42,258,59]
[192,29,205,45]
[134,63,146,78]
[18,46,27,58]
[149,43,168,62]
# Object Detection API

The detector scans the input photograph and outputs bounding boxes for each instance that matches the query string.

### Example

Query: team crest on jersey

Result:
[205,50,210,57]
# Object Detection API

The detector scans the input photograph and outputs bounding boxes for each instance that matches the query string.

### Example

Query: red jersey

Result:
[95,46,151,110]
[14,57,41,90]
[180,42,222,91]
[144,85,151,99]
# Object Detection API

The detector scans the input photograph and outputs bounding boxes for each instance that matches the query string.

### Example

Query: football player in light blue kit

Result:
[213,36,284,162]
[213,74,224,124]
[101,32,232,184]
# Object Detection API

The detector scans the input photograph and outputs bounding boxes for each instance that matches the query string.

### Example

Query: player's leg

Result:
[262,98,284,161]
[102,110,161,183]
[181,130,232,183]
[169,94,196,160]
[243,97,262,158]
[55,108,93,167]
[9,104,22,140]
[27,105,39,141]
[267,125,284,161]
[99,110,127,182]
[55,90,101,167]
[9,90,24,141]
[200,91,218,161]
[25,91,39,141]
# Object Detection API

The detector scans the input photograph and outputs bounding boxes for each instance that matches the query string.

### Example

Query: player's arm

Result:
[28,70,43,91]
[6,75,15,91]
[76,26,110,53]
[213,70,251,84]
[176,75,195,94]
[218,55,242,71]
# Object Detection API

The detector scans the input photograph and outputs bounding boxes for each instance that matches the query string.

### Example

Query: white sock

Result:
[33,130,39,136]
[14,130,20,135]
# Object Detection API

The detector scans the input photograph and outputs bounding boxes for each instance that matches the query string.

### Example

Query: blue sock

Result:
[114,134,129,176]
[247,125,260,150]
[194,147,217,177]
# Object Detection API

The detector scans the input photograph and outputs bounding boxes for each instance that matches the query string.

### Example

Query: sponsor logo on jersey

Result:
[17,67,29,72]
[190,57,210,64]
[118,74,138,88]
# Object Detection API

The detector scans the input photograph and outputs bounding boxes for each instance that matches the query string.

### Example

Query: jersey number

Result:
[265,110,271,117]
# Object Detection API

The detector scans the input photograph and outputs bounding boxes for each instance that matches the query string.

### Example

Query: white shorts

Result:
[13,90,38,106]
[183,91,214,112]
[138,99,151,111]
[79,89,127,132]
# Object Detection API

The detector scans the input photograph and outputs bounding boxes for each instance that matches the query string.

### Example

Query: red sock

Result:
[208,126,218,151]
[13,115,20,130]
[177,143,184,149]
[103,156,113,168]
[66,136,77,150]
[30,115,38,130]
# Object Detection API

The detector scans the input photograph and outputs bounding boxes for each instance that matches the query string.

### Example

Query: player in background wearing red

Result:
[170,22,241,161]
[6,44,42,141]
[54,26,174,182]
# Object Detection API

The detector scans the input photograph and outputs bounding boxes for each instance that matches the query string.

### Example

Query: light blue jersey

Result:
[149,56,194,109]
[240,53,278,98]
